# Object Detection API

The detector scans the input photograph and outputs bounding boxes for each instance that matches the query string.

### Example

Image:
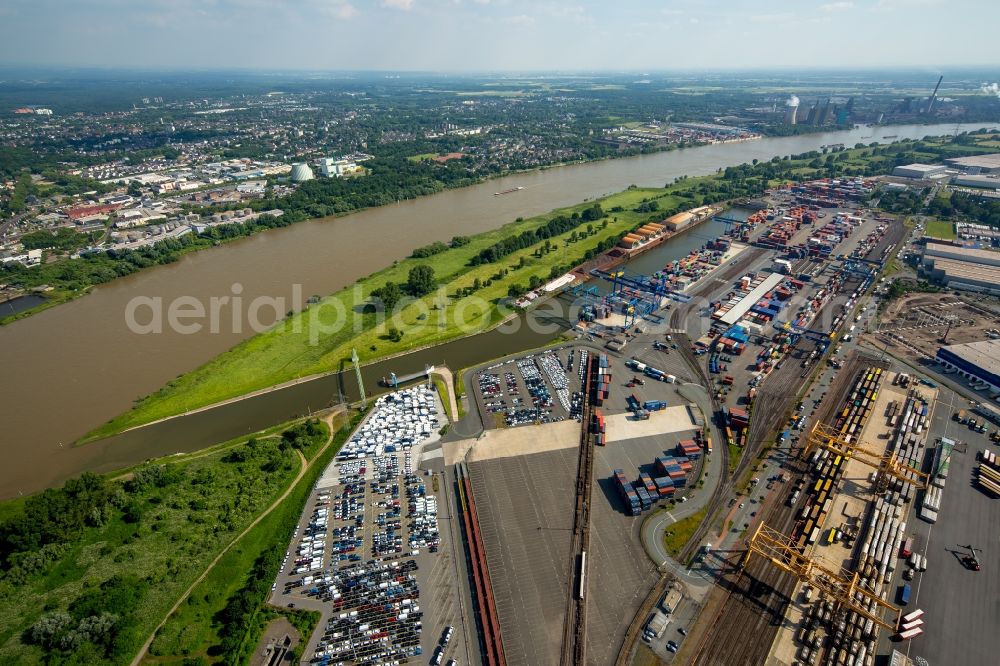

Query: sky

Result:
[0,0,997,72]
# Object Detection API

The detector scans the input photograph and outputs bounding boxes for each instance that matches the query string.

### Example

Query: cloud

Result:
[750,12,795,22]
[872,0,942,11]
[982,83,1000,99]
[382,0,414,9]
[821,1,853,10]
[320,0,358,19]
[536,3,591,23]
[503,13,535,26]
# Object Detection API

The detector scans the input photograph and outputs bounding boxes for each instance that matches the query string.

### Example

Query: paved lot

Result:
[473,347,585,429]
[266,389,478,666]
[470,432,703,666]
[895,385,1000,666]
[469,449,576,666]
[590,434,704,665]
[444,419,580,466]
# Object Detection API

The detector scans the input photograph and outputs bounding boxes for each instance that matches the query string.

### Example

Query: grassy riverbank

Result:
[0,414,341,665]
[80,131,1000,444]
[82,179,712,442]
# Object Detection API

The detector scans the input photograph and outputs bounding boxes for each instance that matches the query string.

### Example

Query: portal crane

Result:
[804,422,929,492]
[743,523,903,631]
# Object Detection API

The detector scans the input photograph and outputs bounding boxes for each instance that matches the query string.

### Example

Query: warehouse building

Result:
[951,174,1000,190]
[922,242,1000,294]
[662,206,714,232]
[663,211,695,232]
[943,153,1000,175]
[892,163,948,179]
[936,340,1000,391]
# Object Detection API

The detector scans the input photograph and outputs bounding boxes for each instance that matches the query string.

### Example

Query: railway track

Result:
[678,217,906,665]
[560,354,597,666]
[455,463,506,666]
[687,356,887,666]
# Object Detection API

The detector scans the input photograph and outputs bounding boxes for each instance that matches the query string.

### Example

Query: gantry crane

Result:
[742,523,903,631]
[804,422,929,492]
[351,347,367,410]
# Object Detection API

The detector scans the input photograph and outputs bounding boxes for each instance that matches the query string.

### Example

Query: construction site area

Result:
[873,291,1000,362]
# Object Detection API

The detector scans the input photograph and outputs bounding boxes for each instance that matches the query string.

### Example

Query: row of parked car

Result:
[284,490,336,576]
[311,559,424,664]
[405,452,440,554]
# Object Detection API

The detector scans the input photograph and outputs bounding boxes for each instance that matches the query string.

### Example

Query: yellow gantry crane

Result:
[742,523,903,631]
[804,422,929,491]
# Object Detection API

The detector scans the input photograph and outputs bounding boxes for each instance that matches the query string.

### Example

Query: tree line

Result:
[469,204,604,265]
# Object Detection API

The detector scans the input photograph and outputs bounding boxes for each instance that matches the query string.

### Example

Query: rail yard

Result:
[269,177,1000,666]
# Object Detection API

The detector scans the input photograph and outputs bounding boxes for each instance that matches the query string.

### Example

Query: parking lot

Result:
[474,348,585,429]
[269,385,474,665]
[891,384,1000,666]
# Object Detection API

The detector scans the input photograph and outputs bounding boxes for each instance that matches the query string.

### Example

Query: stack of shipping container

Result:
[593,353,611,407]
[614,469,642,516]
[728,406,749,430]
[676,439,702,459]
[591,409,606,446]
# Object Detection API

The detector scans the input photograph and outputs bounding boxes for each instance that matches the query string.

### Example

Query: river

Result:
[0,122,996,497]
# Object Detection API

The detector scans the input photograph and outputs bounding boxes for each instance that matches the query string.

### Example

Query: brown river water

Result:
[0,122,995,497]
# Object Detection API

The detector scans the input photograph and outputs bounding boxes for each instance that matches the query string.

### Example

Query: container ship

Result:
[494,186,525,196]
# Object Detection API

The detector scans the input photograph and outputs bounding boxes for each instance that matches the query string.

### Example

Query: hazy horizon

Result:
[1,0,998,72]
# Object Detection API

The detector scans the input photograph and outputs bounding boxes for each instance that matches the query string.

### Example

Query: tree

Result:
[372,281,402,312]
[127,181,142,197]
[581,203,604,221]
[406,265,435,297]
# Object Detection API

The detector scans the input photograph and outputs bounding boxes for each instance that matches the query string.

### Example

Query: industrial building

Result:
[951,174,1000,190]
[921,242,1000,294]
[290,162,314,182]
[663,211,695,232]
[943,153,1000,175]
[891,163,947,179]
[936,340,1000,391]
[319,157,360,178]
[714,272,785,325]
[662,206,714,232]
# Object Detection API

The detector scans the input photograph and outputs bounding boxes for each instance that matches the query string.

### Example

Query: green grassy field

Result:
[0,417,332,665]
[924,218,956,240]
[727,443,742,476]
[662,507,708,558]
[83,182,706,442]
[145,412,356,664]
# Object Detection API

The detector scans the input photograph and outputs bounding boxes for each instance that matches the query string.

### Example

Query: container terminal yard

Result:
[268,177,1000,666]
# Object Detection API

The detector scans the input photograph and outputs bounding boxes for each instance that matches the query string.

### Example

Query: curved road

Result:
[638,382,722,592]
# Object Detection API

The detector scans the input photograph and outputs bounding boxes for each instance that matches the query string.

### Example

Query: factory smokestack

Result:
[926,75,943,114]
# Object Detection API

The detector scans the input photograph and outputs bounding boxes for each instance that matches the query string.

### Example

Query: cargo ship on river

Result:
[494,186,525,196]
